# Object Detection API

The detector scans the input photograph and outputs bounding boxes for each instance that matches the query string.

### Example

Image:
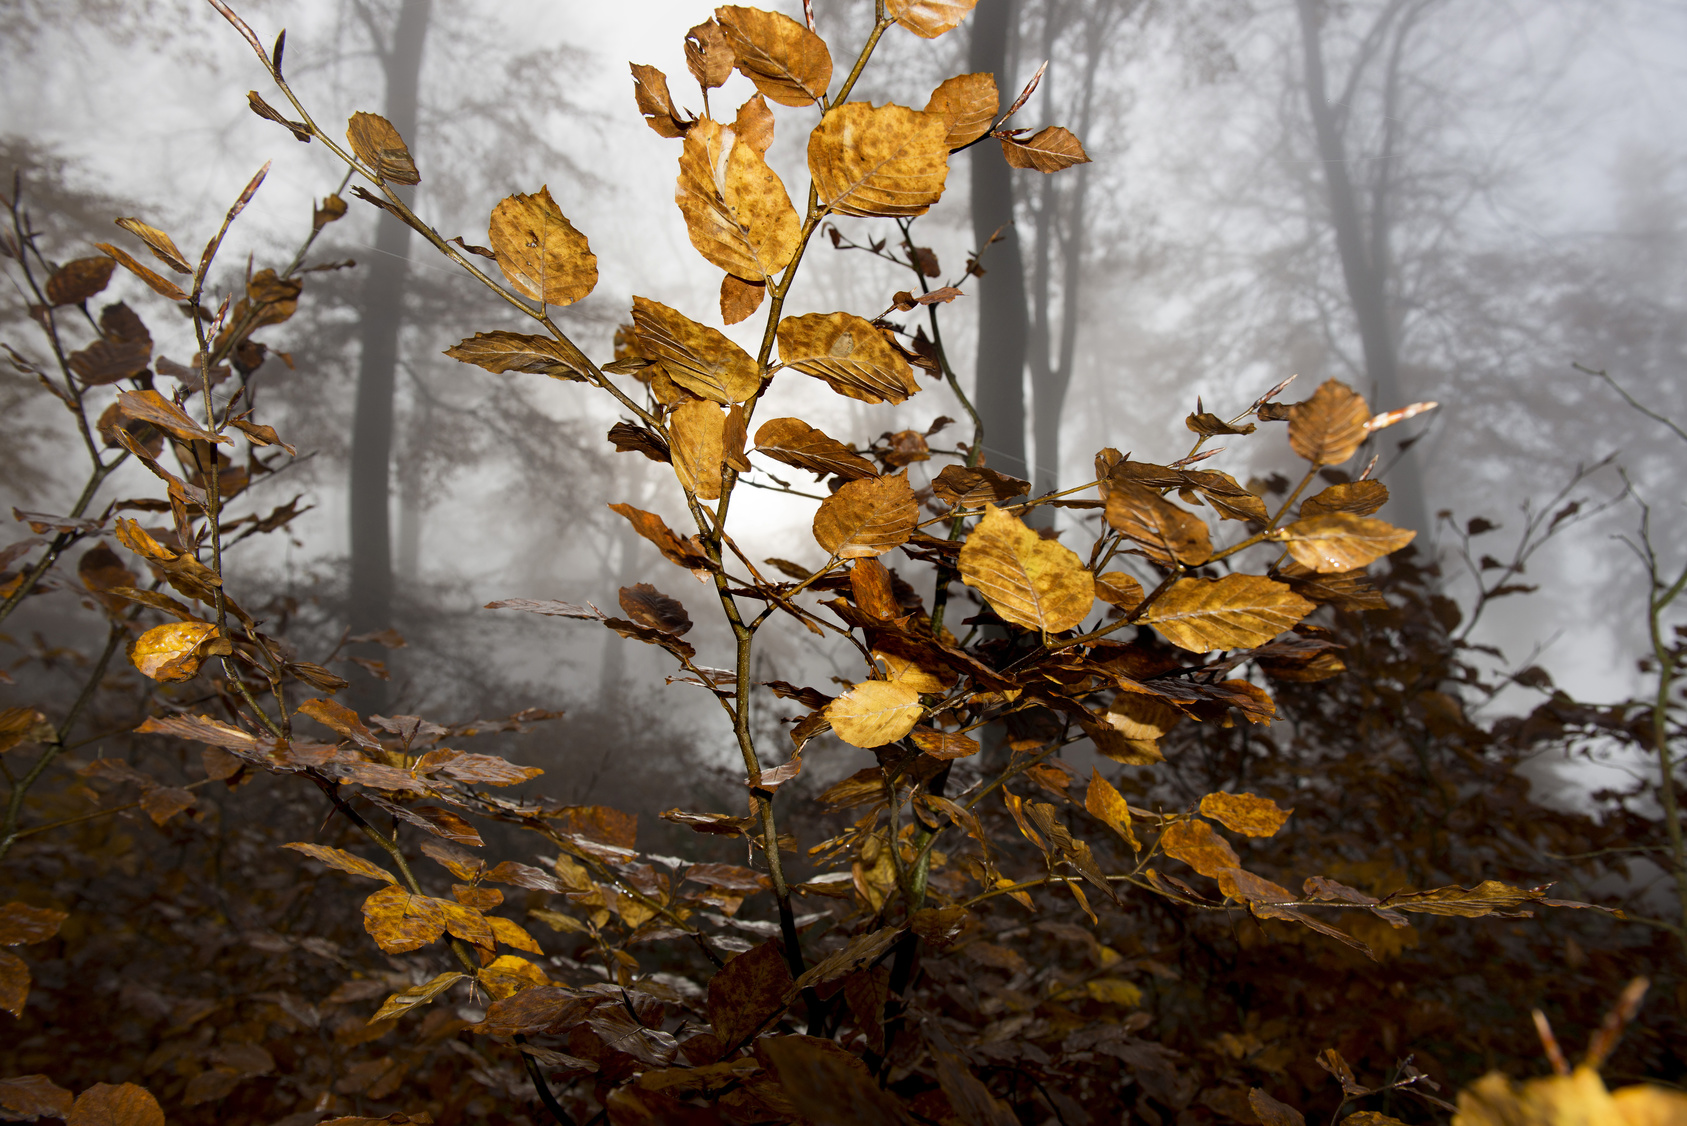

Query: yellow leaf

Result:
[1453,1067,1687,1126]
[1139,575,1314,653]
[827,681,923,748]
[1085,977,1143,1007]
[669,398,728,500]
[346,111,420,185]
[1000,126,1091,173]
[677,117,801,281]
[361,885,447,954]
[1199,792,1292,838]
[958,504,1093,633]
[116,389,229,445]
[924,72,998,148]
[488,916,545,955]
[1079,710,1164,765]
[1105,483,1212,567]
[909,727,980,759]
[1273,513,1415,574]
[114,217,191,273]
[715,5,832,107]
[369,971,464,1024]
[488,186,598,307]
[877,651,950,693]
[754,417,877,480]
[1084,769,1139,852]
[887,0,979,38]
[282,842,399,884]
[777,311,920,404]
[128,621,220,682]
[479,954,549,1000]
[1288,379,1369,466]
[1160,819,1240,880]
[808,102,950,218]
[632,295,760,403]
[812,471,918,558]
[1300,480,1389,518]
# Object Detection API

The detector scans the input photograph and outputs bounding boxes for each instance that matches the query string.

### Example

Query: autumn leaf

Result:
[669,398,727,499]
[362,885,447,954]
[958,504,1093,633]
[44,257,115,306]
[0,950,27,1017]
[607,502,714,571]
[812,471,918,558]
[618,583,693,635]
[708,938,793,1045]
[128,621,220,682]
[808,102,950,218]
[116,390,229,445]
[633,295,760,403]
[282,842,399,885]
[1273,513,1415,574]
[1160,819,1241,879]
[734,92,775,155]
[1249,1089,1306,1126]
[777,311,920,404]
[115,216,192,273]
[1300,479,1389,518]
[346,111,420,184]
[1085,769,1139,852]
[721,274,766,324]
[850,557,899,618]
[715,5,832,107]
[1001,126,1091,172]
[1288,380,1369,466]
[488,186,597,307]
[677,117,800,281]
[630,63,690,138]
[444,332,584,380]
[1199,792,1292,838]
[1454,1068,1687,1126]
[95,242,187,302]
[888,0,980,39]
[65,1083,165,1126]
[1139,575,1314,653]
[686,20,735,91]
[1106,482,1212,567]
[0,902,67,946]
[827,681,923,748]
[910,727,981,759]
[1095,571,1144,610]
[370,971,465,1024]
[0,1075,73,1121]
[753,417,877,480]
[930,464,1029,507]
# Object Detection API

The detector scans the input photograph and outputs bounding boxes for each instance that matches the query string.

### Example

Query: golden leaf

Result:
[95,242,187,302]
[1288,379,1369,466]
[1139,575,1314,653]
[370,971,465,1024]
[924,72,998,148]
[812,471,918,558]
[488,186,598,307]
[1084,769,1139,852]
[1106,692,1183,742]
[116,390,229,445]
[115,217,192,273]
[734,92,775,156]
[1106,482,1212,566]
[715,5,832,107]
[910,727,980,759]
[1300,479,1389,518]
[64,1083,164,1126]
[45,256,116,306]
[1094,571,1144,610]
[361,885,446,954]
[1273,513,1415,574]
[1199,792,1292,838]
[1079,711,1164,765]
[850,557,899,619]
[282,842,398,884]
[777,311,920,404]
[1453,1067,1687,1126]
[632,295,760,403]
[676,117,801,281]
[444,331,584,380]
[128,621,220,682]
[808,102,950,218]
[721,275,766,324]
[630,63,689,138]
[488,916,545,954]
[480,954,549,1000]
[686,20,735,91]
[887,0,980,39]
[669,398,728,500]
[958,504,1093,633]
[1160,819,1241,879]
[346,111,420,185]
[1000,126,1091,173]
[754,417,877,480]
[827,680,924,748]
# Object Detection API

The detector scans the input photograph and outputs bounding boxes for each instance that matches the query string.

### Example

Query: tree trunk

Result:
[969,0,1030,483]
[348,0,432,707]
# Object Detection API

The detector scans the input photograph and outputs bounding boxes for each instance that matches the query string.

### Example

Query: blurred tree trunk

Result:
[969,0,1030,483]
[1295,0,1432,535]
[349,0,432,707]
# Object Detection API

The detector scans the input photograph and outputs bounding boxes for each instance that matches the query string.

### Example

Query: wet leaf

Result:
[708,938,793,1045]
[1199,792,1291,838]
[346,111,420,184]
[370,972,464,1024]
[127,621,220,682]
[715,6,832,107]
[65,1083,165,1126]
[1273,513,1414,574]
[619,583,693,635]
[0,902,67,946]
[827,681,923,748]
[444,332,583,380]
[1300,480,1389,519]
[809,102,949,217]
[1288,380,1369,466]
[45,257,115,306]
[361,885,447,954]
[632,295,759,403]
[959,504,1093,633]
[0,1075,73,1121]
[488,186,597,306]
[282,843,398,885]
[754,417,877,480]
[1000,126,1090,172]
[1160,819,1241,880]
[1139,575,1314,653]
[778,311,920,404]
[669,398,727,499]
[888,0,980,39]
[677,117,800,281]
[813,471,918,558]
[1085,769,1139,852]
[1106,482,1212,567]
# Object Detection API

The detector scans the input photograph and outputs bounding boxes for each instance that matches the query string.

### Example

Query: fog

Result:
[6,0,1687,812]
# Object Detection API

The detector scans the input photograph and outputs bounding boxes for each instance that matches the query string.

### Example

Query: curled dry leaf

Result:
[443,332,584,380]
[677,117,800,281]
[281,842,398,885]
[958,504,1093,633]
[1300,479,1388,518]
[777,311,920,404]
[1199,792,1292,838]
[94,243,187,302]
[1139,575,1314,653]
[346,111,420,185]
[888,0,980,39]
[128,621,221,682]
[1000,126,1091,173]
[488,186,597,307]
[754,417,877,480]
[1273,513,1415,574]
[808,102,950,218]
[1085,769,1139,852]
[117,390,229,445]
[115,217,192,273]
[686,20,735,90]
[370,971,465,1025]
[607,502,714,571]
[630,63,689,139]
[715,5,832,107]
[619,583,693,636]
[1288,379,1369,466]
[812,471,918,558]
[826,680,923,748]
[669,398,728,499]
[632,295,760,403]
[44,256,116,306]
[931,464,1029,507]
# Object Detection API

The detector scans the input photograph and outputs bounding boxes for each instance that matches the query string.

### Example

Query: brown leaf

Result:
[437,752,543,787]
[127,621,219,682]
[756,1035,908,1124]
[94,243,187,302]
[813,471,918,558]
[470,985,589,1039]
[608,503,713,571]
[1084,769,1139,852]
[715,6,832,107]
[1160,819,1241,879]
[68,333,151,386]
[630,63,690,138]
[809,102,949,217]
[1288,380,1369,465]
[361,885,447,954]
[687,20,735,90]
[608,421,671,463]
[669,398,728,499]
[910,727,980,760]
[443,332,584,380]
[0,1075,74,1121]
[754,417,877,480]
[45,257,116,306]
[346,111,420,184]
[889,0,980,38]
[1000,126,1091,172]
[1139,575,1314,653]
[297,697,381,749]
[65,1083,165,1126]
[314,193,348,229]
[708,938,794,1045]
[678,117,800,281]
[883,429,931,468]
[1249,1089,1306,1126]
[1273,513,1414,574]
[1300,480,1389,518]
[850,557,900,618]
[370,971,465,1024]
[734,92,775,155]
[1106,483,1212,567]
[114,217,192,273]
[959,504,1093,633]
[282,842,398,884]
[827,681,923,748]
[721,274,766,324]
[1094,571,1144,610]
[931,464,1029,507]
[633,295,760,403]
[0,902,67,946]
[0,708,52,756]
[777,311,920,404]
[139,785,195,826]
[488,186,597,306]
[117,390,228,445]
[619,583,693,635]
[0,950,28,1016]
[924,72,999,150]
[1199,792,1291,838]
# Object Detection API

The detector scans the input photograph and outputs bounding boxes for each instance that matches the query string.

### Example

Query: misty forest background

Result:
[6,0,1687,1016]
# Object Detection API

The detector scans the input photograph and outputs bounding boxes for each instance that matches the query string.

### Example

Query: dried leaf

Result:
[95,243,187,302]
[370,972,465,1024]
[619,583,693,635]
[813,471,918,558]
[282,842,398,885]
[443,332,583,380]
[959,504,1093,633]
[715,6,832,107]
[1199,792,1291,838]
[127,621,220,682]
[65,1083,165,1126]
[1249,1090,1306,1126]
[117,390,228,445]
[488,186,597,306]
[677,117,800,281]
[778,311,920,404]
[114,217,191,273]
[669,398,728,499]
[910,727,980,760]
[630,63,690,138]
[608,421,671,463]
[734,92,775,155]
[1000,126,1090,172]
[0,1075,74,1121]
[1085,769,1139,852]
[1106,483,1212,567]
[889,0,980,39]
[1273,513,1415,574]
[1139,575,1314,653]
[931,464,1029,507]
[0,950,27,1016]
[1288,380,1369,466]
[0,902,67,946]
[1160,819,1241,880]
[1095,571,1144,610]
[45,257,116,306]
[1300,480,1389,519]
[608,503,714,571]
[827,681,923,748]
[708,938,794,1045]
[809,102,949,217]
[0,708,52,756]
[633,295,759,403]
[754,417,877,480]
[757,1035,909,1124]
[687,20,735,90]
[850,557,899,618]
[361,885,447,954]
[346,111,420,185]
[139,786,195,826]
